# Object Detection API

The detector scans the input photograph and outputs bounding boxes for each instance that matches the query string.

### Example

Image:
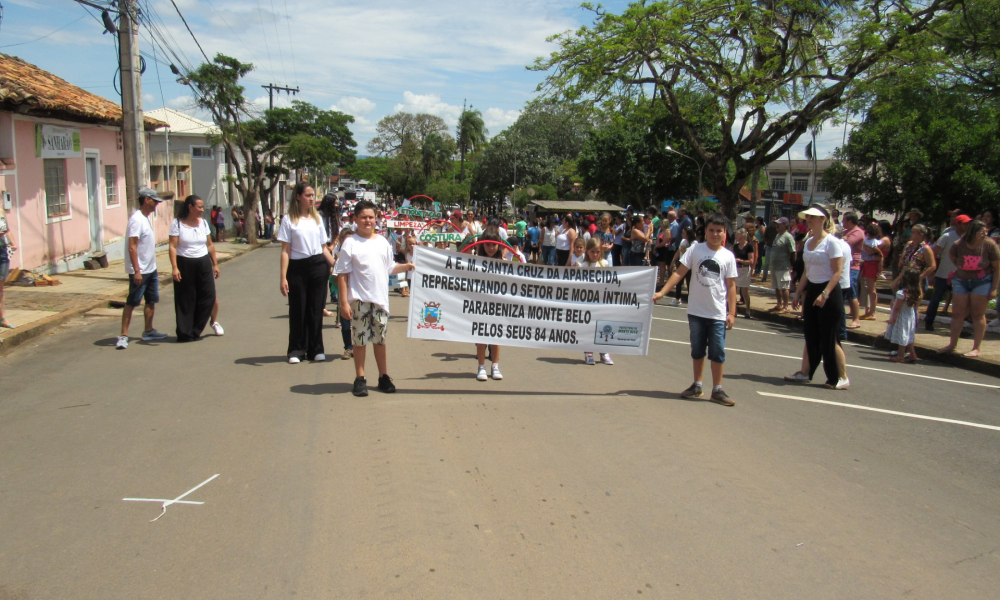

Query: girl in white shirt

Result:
[568,237,586,267]
[581,238,613,365]
[169,195,220,342]
[473,227,515,381]
[277,183,335,363]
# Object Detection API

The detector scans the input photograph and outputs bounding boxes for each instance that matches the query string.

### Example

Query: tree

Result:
[533,0,963,216]
[456,103,488,181]
[421,132,457,181]
[346,157,390,188]
[367,113,449,157]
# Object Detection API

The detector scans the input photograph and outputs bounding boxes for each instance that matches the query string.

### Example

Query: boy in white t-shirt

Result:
[334,200,415,397]
[653,213,738,406]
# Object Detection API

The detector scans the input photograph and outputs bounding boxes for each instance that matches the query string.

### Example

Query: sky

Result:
[1,0,848,160]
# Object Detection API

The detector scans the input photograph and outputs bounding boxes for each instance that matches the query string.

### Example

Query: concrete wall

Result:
[148,133,228,221]
[1,113,171,273]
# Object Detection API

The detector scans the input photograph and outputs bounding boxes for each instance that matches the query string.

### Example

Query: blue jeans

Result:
[126,272,159,307]
[925,276,952,326]
[688,315,727,363]
[542,246,557,266]
[953,274,993,296]
[849,269,860,297]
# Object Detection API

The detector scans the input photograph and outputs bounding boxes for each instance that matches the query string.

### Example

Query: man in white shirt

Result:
[117,188,168,349]
[335,200,415,397]
[653,213,738,406]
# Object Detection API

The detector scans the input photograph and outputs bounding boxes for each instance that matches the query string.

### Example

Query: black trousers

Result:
[287,254,329,359]
[803,280,844,385]
[556,249,570,267]
[174,255,216,342]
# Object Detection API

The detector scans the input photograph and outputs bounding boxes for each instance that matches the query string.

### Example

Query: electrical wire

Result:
[0,13,87,48]
[282,0,297,85]
[167,0,209,62]
[268,0,287,84]
[203,0,265,70]
[254,0,277,83]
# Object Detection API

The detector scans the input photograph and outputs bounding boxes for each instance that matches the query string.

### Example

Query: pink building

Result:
[0,53,167,273]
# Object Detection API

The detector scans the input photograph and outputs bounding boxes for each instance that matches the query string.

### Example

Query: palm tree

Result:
[456,102,488,182]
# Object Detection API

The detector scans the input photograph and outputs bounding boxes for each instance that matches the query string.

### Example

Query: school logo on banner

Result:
[594,321,643,347]
[418,301,444,331]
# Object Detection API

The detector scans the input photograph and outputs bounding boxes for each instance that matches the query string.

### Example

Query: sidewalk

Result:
[0,240,270,356]
[739,278,1000,378]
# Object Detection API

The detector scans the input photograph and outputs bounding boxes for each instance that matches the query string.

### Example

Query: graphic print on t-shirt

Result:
[696,257,723,287]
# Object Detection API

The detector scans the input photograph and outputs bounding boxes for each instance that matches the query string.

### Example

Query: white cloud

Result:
[166,95,197,111]
[482,107,521,135]
[394,92,463,127]
[331,96,376,117]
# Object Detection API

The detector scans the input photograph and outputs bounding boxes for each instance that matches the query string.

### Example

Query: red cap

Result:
[955,214,972,224]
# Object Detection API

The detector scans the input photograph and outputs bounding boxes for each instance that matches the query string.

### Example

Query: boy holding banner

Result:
[335,200,415,397]
[653,212,737,406]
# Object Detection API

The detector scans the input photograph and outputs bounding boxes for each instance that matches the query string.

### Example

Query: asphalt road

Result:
[1,244,998,599]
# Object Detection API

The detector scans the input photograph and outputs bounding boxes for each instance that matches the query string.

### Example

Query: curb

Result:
[745,304,1000,381]
[0,241,269,358]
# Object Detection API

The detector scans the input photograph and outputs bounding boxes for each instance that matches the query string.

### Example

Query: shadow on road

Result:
[430,352,476,361]
[403,371,479,380]
[235,356,288,366]
[289,383,355,395]
[535,356,585,365]
[94,337,119,347]
[726,373,796,386]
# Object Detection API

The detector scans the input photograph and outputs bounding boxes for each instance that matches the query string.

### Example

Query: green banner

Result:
[399,206,442,219]
[418,232,465,243]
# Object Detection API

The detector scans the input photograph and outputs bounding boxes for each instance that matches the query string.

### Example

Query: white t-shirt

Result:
[169,218,212,259]
[543,227,557,247]
[680,242,737,321]
[934,228,960,279]
[582,259,610,268]
[837,238,852,290]
[803,234,844,284]
[125,210,156,275]
[569,252,585,267]
[276,215,330,260]
[468,220,483,236]
[333,234,396,314]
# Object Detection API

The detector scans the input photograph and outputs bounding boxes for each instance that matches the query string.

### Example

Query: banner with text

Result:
[407,246,655,355]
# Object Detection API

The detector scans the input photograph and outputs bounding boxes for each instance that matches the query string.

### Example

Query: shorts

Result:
[770,269,791,290]
[841,282,856,301]
[860,260,880,279]
[125,271,159,307]
[0,258,9,281]
[351,300,389,346]
[655,247,673,264]
[688,314,727,363]
[849,269,860,297]
[952,274,993,296]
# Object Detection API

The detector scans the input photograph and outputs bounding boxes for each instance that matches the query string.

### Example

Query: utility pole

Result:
[261,84,299,216]
[118,0,147,208]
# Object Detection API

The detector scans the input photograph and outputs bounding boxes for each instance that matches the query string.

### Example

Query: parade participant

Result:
[842,212,864,328]
[653,213,737,406]
[117,188,169,349]
[790,204,848,390]
[330,229,355,356]
[335,200,415,396]
[886,268,921,363]
[555,215,577,267]
[937,219,1000,357]
[473,227,512,381]
[859,222,884,320]
[168,195,220,343]
[278,183,334,364]
[568,236,586,267]
[581,238,614,366]
[628,215,650,266]
[0,203,15,329]
[733,229,756,318]
[768,217,795,313]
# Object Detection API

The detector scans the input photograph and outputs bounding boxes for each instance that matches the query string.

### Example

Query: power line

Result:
[282,0,298,85]
[167,0,208,62]
[254,0,277,83]
[268,0,287,84]
[0,13,87,48]
[203,0,264,70]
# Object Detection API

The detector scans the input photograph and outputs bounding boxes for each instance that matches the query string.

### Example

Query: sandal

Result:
[889,356,906,363]
[0,318,14,329]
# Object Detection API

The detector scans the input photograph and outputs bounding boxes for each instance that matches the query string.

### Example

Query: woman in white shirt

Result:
[169,195,220,342]
[278,182,335,364]
[791,204,848,389]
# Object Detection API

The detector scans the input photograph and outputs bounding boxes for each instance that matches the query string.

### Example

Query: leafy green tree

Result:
[421,132,457,181]
[456,103,488,181]
[346,157,390,188]
[533,0,963,216]
[367,113,449,157]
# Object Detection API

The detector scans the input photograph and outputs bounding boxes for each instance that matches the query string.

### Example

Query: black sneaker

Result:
[680,383,703,399]
[377,374,396,393]
[710,389,735,406]
[925,322,935,332]
[352,376,368,397]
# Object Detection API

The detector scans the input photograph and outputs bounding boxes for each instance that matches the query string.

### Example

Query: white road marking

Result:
[756,392,1000,432]
[123,473,219,522]
[649,338,1000,389]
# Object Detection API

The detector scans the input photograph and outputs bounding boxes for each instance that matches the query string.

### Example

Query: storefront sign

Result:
[399,206,442,219]
[35,124,82,159]
[408,246,655,355]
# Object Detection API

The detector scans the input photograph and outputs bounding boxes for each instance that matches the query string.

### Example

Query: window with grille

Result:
[815,178,828,193]
[44,159,69,217]
[192,146,213,159]
[770,178,786,191]
[792,178,810,192]
[105,165,119,205]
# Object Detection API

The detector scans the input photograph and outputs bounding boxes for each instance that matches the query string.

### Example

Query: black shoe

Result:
[681,383,703,399]
[377,374,396,393]
[925,322,935,332]
[352,376,368,397]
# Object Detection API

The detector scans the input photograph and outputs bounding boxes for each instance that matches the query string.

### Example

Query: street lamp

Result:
[665,145,707,202]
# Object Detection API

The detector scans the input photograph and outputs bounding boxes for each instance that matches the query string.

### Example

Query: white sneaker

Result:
[669,298,681,307]
[601,353,614,365]
[826,377,850,390]
[313,354,326,362]
[288,356,301,364]
[212,321,224,336]
[491,364,503,380]
[989,318,1000,328]
[476,365,488,381]
[585,353,596,365]
[783,372,810,383]
[116,335,129,349]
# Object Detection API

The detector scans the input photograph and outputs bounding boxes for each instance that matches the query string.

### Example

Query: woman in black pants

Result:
[277,182,335,364]
[169,195,219,342]
[791,204,848,389]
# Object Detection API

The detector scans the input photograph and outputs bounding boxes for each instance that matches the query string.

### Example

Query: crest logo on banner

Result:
[418,302,444,331]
